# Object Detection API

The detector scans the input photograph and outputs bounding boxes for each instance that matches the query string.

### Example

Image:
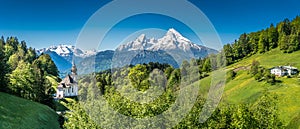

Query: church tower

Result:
[70,61,78,96]
[71,61,77,80]
[55,61,78,99]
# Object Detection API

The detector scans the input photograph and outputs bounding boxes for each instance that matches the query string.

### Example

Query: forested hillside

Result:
[223,16,300,65]
[2,16,300,128]
[61,16,300,128]
[0,36,60,108]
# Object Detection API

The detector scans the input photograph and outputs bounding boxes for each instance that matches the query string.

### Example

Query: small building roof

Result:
[58,74,76,88]
[270,66,298,71]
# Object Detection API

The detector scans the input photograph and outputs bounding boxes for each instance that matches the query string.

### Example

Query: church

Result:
[56,63,78,99]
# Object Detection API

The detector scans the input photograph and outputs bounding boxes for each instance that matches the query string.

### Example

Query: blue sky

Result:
[0,0,300,50]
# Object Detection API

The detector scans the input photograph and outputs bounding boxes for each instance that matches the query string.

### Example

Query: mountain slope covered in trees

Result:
[0,37,62,128]
[223,16,300,65]
[197,48,300,127]
[60,16,300,128]
[0,36,60,109]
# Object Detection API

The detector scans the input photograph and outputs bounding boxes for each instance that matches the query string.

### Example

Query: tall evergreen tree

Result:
[32,58,56,108]
[268,24,279,49]
[232,40,243,60]
[278,34,289,52]
[25,47,37,63]
[277,18,291,35]
[223,44,234,65]
[258,30,269,53]
[34,54,59,77]
[238,33,250,57]
[0,36,8,92]
[291,16,300,35]
[287,34,300,53]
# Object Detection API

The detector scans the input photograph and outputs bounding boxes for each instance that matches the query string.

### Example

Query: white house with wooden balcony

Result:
[270,66,298,77]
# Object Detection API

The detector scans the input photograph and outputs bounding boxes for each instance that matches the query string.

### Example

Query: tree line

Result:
[223,16,300,65]
[60,56,282,128]
[62,61,283,128]
[0,36,59,109]
[59,16,300,129]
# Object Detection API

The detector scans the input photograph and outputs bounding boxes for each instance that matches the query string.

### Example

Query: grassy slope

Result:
[196,48,300,127]
[0,92,61,129]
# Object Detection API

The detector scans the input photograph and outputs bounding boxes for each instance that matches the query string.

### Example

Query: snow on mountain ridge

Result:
[37,44,96,57]
[165,28,191,43]
[117,28,216,53]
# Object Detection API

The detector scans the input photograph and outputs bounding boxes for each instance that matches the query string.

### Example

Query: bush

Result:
[226,70,237,82]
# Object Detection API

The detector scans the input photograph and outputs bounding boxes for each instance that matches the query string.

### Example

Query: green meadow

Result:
[196,48,300,127]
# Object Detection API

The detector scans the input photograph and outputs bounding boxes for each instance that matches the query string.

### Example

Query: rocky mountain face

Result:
[117,28,217,55]
[38,29,218,75]
[36,45,97,75]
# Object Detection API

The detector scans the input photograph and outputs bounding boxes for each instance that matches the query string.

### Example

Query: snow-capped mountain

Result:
[36,45,97,75]
[36,44,97,58]
[39,28,218,75]
[117,28,218,55]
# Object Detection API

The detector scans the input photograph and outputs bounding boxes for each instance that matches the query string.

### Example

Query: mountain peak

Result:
[117,28,218,55]
[166,28,182,36]
[37,45,96,58]
[163,28,191,43]
[136,34,147,42]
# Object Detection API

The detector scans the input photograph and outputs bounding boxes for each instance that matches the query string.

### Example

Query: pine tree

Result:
[258,30,269,53]
[25,47,37,63]
[238,33,250,57]
[287,34,300,53]
[34,54,59,77]
[223,44,232,65]
[32,58,56,108]
[248,32,260,55]
[268,24,279,49]
[278,34,289,52]
[0,36,8,92]
[291,16,300,35]
[277,18,291,35]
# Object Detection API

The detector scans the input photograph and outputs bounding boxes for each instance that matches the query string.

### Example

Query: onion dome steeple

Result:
[71,61,77,75]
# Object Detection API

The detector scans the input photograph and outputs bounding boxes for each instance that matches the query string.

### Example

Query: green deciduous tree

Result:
[167,69,181,90]
[63,101,100,129]
[128,64,149,91]
[202,58,211,73]
[252,94,283,128]
[9,60,35,99]
[164,66,174,79]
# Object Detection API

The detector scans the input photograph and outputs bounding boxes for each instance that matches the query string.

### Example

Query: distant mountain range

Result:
[36,45,97,75]
[37,29,218,75]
